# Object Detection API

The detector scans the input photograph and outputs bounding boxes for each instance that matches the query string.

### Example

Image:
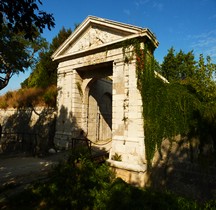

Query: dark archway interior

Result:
[77,61,113,142]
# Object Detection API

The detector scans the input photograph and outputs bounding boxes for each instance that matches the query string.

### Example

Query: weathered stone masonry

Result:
[52,16,158,186]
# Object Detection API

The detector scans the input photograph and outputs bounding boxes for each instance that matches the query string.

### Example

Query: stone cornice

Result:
[52,16,159,62]
[53,31,159,62]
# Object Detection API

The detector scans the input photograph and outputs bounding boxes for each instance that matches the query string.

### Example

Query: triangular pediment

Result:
[65,23,135,54]
[52,16,156,61]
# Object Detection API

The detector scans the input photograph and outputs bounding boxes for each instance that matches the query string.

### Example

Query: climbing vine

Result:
[123,39,199,165]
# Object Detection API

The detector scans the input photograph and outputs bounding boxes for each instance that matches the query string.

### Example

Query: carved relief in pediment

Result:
[66,26,126,54]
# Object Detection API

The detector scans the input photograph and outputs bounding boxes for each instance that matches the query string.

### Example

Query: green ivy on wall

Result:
[123,40,199,165]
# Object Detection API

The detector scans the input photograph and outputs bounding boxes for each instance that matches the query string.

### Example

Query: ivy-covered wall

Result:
[123,40,214,165]
[122,40,216,200]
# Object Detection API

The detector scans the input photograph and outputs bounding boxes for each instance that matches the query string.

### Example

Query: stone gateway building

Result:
[52,16,158,186]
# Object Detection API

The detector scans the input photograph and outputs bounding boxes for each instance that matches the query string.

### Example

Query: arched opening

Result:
[76,61,113,142]
[87,78,112,142]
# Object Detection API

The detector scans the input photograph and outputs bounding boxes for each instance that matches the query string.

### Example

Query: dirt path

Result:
[0,152,69,203]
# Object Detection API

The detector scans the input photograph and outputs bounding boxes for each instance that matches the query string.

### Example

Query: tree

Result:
[22,27,72,88]
[161,48,216,101]
[0,0,55,91]
[192,54,216,101]
[160,47,177,81]
[0,0,55,39]
[0,25,48,90]
[161,47,196,82]
[161,47,216,156]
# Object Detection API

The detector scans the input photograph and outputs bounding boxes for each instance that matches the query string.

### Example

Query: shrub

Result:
[0,86,57,108]
[5,91,13,100]
[0,99,8,109]
[105,179,199,210]
[15,88,44,107]
[43,85,57,107]
[32,149,115,209]
[2,150,213,209]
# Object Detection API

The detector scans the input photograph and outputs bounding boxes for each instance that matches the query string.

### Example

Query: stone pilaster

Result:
[108,59,147,186]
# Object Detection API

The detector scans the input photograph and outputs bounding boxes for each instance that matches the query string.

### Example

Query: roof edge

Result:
[53,30,159,62]
[52,16,158,60]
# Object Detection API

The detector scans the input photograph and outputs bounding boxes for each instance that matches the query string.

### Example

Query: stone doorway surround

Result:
[52,16,159,186]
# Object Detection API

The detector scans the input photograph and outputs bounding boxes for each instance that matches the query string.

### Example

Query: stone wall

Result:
[0,107,56,155]
[147,135,216,202]
[109,135,216,201]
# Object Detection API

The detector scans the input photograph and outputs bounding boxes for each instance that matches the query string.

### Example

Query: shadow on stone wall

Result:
[53,104,89,150]
[0,107,56,156]
[0,104,107,158]
[54,104,110,160]
[146,135,216,202]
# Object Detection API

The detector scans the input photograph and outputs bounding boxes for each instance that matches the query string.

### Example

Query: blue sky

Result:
[1,0,216,95]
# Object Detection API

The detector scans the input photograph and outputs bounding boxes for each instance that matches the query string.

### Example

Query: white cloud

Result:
[192,30,216,39]
[205,46,216,58]
[123,9,131,16]
[152,2,163,11]
[189,30,216,62]
[135,0,150,7]
[134,0,163,11]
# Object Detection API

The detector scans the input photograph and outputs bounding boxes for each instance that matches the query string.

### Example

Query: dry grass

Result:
[0,86,57,109]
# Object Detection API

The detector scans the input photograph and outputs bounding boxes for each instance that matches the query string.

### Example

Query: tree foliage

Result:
[0,0,55,39]
[22,27,72,88]
[160,47,196,82]
[0,25,48,90]
[132,44,216,163]
[0,0,55,91]
[155,48,216,162]
[161,48,216,110]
